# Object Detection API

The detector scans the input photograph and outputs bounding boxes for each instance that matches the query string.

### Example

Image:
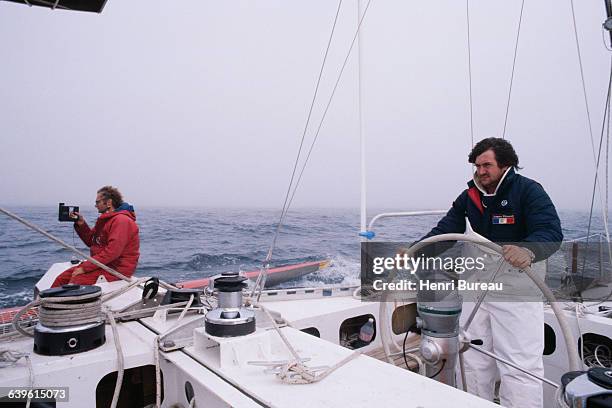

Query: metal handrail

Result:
[362,210,447,239]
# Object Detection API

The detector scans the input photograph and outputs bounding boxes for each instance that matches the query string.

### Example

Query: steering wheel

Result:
[376,232,581,380]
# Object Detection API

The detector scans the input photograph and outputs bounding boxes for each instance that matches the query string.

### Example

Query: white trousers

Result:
[459,301,544,408]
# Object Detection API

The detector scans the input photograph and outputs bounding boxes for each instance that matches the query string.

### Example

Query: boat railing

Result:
[258,285,359,302]
[555,233,612,288]
[567,233,607,243]
[363,210,447,240]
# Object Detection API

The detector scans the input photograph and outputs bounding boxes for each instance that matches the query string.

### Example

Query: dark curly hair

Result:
[97,186,124,208]
[468,138,520,169]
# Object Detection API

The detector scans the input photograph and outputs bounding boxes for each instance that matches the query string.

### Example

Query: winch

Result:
[562,367,612,408]
[204,273,255,337]
[33,284,105,356]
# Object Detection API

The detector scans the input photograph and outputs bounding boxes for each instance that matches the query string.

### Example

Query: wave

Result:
[184,253,260,270]
[273,255,360,289]
[0,287,36,309]
[0,207,605,309]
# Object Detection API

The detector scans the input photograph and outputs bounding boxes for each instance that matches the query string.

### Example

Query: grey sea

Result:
[0,207,608,309]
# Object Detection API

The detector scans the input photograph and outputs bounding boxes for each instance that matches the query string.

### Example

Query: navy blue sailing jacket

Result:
[423,168,563,262]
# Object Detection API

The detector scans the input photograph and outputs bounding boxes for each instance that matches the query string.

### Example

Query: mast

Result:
[358,0,367,239]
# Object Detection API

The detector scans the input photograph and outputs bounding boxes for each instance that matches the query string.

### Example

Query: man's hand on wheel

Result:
[502,245,532,269]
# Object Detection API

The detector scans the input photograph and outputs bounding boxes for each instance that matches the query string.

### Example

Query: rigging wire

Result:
[604,78,612,244]
[501,0,525,139]
[569,0,612,303]
[580,53,612,299]
[570,0,612,246]
[284,0,373,212]
[263,0,344,267]
[589,55,612,305]
[466,0,474,148]
[606,44,611,305]
[253,0,374,299]
[570,0,598,159]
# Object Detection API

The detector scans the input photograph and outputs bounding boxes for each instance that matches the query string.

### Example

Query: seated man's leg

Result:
[489,301,544,408]
[52,266,105,287]
[70,268,105,285]
[51,266,77,288]
[460,302,497,401]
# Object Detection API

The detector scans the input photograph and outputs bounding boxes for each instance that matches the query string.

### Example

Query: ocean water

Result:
[0,206,608,309]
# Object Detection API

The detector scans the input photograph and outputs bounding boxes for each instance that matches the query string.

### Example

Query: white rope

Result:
[111,301,203,321]
[593,344,612,367]
[12,300,40,338]
[101,277,151,303]
[249,302,359,384]
[563,305,612,368]
[0,349,30,368]
[0,207,132,283]
[175,295,194,326]
[25,354,33,408]
[105,310,124,408]
[0,349,34,408]
[154,337,162,408]
[575,304,587,370]
[38,294,102,327]
[13,290,103,334]
[154,296,199,408]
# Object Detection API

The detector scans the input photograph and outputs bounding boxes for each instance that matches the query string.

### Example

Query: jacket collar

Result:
[98,203,136,221]
[468,167,515,197]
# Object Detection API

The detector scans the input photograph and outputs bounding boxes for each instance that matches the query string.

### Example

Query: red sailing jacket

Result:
[74,209,140,280]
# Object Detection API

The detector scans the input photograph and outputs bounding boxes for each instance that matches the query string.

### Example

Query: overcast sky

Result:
[0,0,610,211]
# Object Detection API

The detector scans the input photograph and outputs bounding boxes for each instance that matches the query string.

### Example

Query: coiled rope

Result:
[39,291,103,328]
[12,289,103,337]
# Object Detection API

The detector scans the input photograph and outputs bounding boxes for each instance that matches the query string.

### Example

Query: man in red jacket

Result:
[52,186,140,287]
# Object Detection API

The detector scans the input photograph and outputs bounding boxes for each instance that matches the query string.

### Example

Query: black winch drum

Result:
[33,284,106,356]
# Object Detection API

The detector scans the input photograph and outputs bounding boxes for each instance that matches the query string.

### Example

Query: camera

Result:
[58,203,79,222]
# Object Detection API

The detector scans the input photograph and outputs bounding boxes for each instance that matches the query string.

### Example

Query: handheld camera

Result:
[58,203,79,222]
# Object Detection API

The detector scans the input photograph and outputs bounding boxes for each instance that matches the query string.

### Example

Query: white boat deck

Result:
[0,279,500,407]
